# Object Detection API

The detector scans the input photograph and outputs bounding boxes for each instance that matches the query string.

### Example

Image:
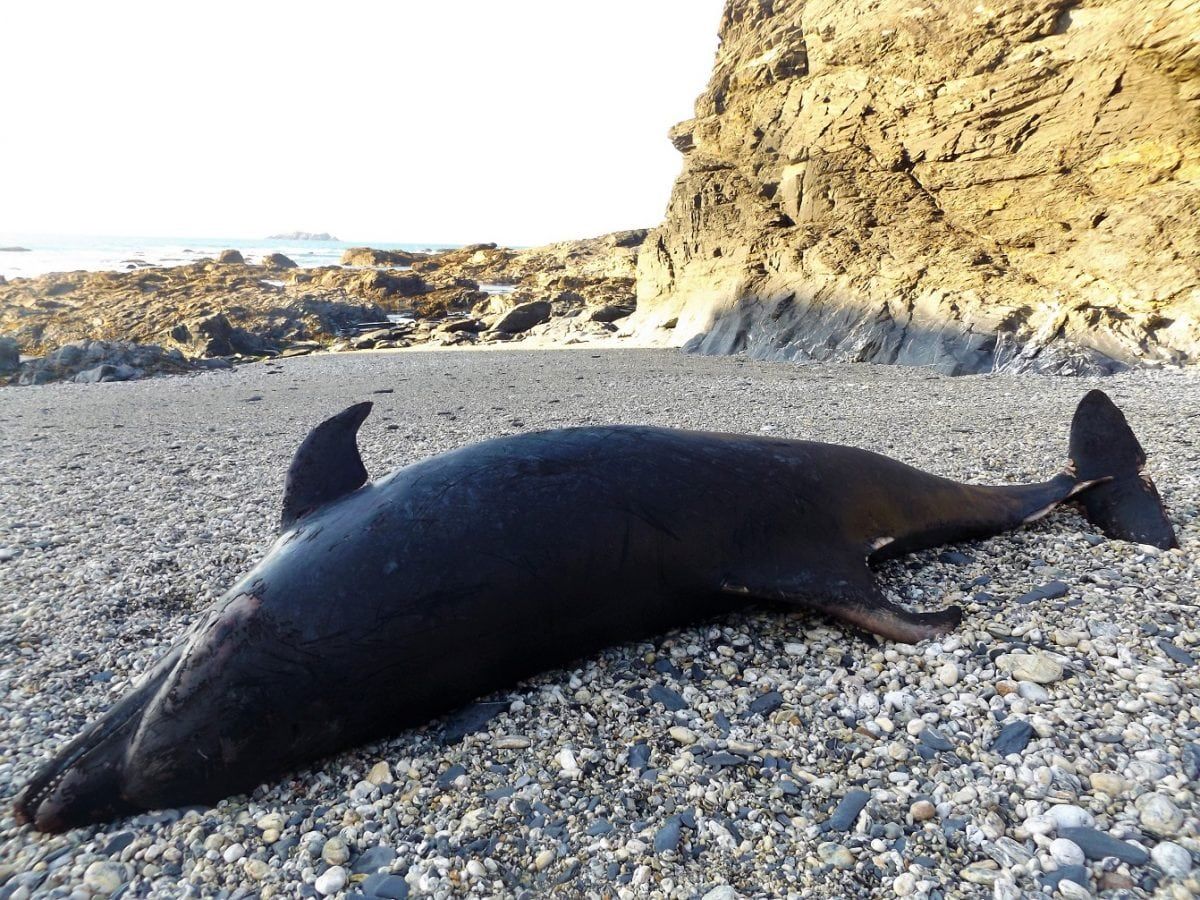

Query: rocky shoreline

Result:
[0,232,648,386]
[0,350,1197,898]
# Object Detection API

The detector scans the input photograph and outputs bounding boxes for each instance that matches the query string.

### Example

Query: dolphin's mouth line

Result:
[15,644,186,826]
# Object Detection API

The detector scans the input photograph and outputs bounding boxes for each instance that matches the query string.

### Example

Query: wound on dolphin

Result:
[13,388,1176,833]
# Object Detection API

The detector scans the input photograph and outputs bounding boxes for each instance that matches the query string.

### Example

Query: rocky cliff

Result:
[629,0,1200,374]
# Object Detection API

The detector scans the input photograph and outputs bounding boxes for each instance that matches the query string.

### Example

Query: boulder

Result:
[340,247,426,267]
[217,249,245,264]
[262,253,298,270]
[491,300,552,334]
[168,313,267,358]
[629,0,1200,373]
[0,336,19,374]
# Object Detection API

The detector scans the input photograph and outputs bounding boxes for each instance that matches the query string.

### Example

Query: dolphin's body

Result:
[14,390,1176,832]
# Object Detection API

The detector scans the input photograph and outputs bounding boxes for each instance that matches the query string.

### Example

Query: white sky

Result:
[1,1,724,245]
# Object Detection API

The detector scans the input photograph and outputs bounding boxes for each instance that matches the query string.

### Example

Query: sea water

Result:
[0,234,454,280]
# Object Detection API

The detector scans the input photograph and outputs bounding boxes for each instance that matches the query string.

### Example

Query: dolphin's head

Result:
[13,587,334,833]
[14,402,386,833]
[12,643,185,833]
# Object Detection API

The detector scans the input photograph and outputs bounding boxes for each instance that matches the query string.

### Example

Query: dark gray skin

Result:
[13,390,1176,832]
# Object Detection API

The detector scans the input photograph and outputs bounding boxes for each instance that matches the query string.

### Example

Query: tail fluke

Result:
[1068,390,1178,549]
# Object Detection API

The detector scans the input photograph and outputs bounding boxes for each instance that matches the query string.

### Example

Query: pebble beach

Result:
[1,348,1198,899]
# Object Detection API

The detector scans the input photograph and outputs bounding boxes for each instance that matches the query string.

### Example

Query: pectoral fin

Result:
[721,557,961,644]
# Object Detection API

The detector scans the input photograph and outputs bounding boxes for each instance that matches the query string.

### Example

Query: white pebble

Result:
[1046,805,1094,830]
[1151,840,1193,877]
[937,662,959,687]
[1049,838,1085,866]
[314,866,347,896]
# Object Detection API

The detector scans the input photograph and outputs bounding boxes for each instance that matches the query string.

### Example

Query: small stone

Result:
[367,761,393,785]
[937,662,959,687]
[1017,682,1049,702]
[1049,838,1086,866]
[1089,772,1126,797]
[1138,792,1184,836]
[363,874,410,899]
[322,836,350,866]
[910,800,936,822]
[494,735,531,749]
[748,690,783,715]
[245,859,271,881]
[1098,872,1135,891]
[558,747,579,773]
[961,860,999,885]
[466,860,487,878]
[1057,826,1149,864]
[991,720,1034,755]
[222,842,245,863]
[314,865,347,895]
[1058,881,1092,900]
[893,872,917,896]
[535,849,556,870]
[1047,805,1095,830]
[83,861,127,894]
[655,818,682,853]
[817,842,854,868]
[351,845,397,875]
[702,887,739,900]
[919,727,955,752]
[649,684,688,710]
[824,789,870,832]
[1007,653,1063,684]
[1157,639,1196,667]
[669,726,697,745]
[1015,581,1069,604]
[257,812,285,832]
[1150,840,1193,877]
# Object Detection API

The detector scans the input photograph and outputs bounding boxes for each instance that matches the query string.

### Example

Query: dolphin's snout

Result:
[13,644,185,833]
[13,741,135,833]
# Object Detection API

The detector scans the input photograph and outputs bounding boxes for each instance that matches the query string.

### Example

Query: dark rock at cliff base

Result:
[590,303,636,323]
[217,249,245,264]
[629,0,1200,374]
[0,336,19,375]
[491,300,552,334]
[262,253,298,270]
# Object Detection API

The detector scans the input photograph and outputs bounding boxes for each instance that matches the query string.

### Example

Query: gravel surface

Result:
[1,348,1198,899]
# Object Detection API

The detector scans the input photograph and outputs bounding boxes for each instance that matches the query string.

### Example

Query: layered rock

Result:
[630,0,1200,374]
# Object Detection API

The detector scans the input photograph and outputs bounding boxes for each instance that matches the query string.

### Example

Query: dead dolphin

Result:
[14,389,1176,832]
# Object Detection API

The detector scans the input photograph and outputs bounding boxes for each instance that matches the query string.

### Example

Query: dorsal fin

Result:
[281,402,372,530]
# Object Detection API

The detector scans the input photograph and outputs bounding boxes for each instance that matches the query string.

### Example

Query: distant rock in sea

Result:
[267,231,338,241]
[0,246,31,252]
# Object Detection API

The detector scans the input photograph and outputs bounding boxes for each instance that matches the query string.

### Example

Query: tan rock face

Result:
[631,0,1200,374]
